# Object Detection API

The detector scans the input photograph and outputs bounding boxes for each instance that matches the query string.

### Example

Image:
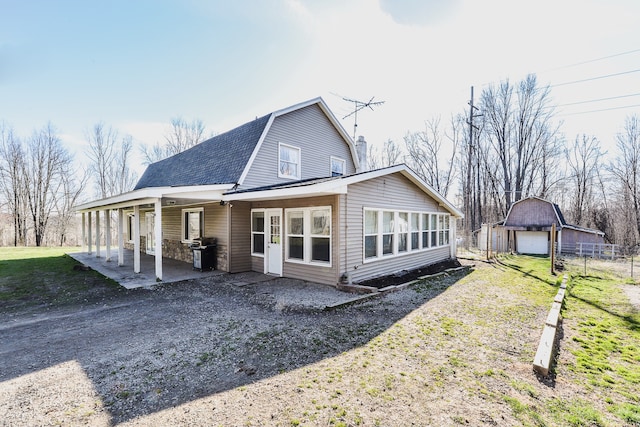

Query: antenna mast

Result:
[341,96,385,140]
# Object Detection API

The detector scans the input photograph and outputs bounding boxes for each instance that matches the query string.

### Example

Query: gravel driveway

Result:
[0,271,454,426]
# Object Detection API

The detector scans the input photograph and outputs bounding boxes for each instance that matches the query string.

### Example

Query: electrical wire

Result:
[550,69,640,88]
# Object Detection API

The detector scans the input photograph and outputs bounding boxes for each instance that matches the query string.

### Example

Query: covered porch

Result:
[74,184,234,284]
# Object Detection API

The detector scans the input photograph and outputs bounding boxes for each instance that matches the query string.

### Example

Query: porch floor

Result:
[67,249,225,289]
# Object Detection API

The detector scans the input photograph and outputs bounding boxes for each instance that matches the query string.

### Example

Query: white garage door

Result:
[516,231,549,255]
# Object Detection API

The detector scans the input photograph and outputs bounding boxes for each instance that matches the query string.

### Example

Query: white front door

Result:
[266,209,282,276]
[146,212,155,255]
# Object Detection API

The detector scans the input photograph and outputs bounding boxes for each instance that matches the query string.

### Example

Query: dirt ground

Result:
[0,258,625,426]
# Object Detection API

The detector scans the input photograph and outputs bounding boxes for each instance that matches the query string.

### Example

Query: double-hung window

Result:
[439,215,450,245]
[279,143,301,179]
[382,211,394,256]
[430,214,438,247]
[411,213,420,250]
[251,211,265,255]
[182,208,203,242]
[330,157,345,176]
[285,207,331,265]
[398,212,409,253]
[364,210,378,259]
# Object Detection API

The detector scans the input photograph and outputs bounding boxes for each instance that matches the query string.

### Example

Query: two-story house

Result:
[75,97,463,286]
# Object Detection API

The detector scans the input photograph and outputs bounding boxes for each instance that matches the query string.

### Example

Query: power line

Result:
[550,68,640,88]
[543,48,640,73]
[557,92,640,107]
[560,103,640,117]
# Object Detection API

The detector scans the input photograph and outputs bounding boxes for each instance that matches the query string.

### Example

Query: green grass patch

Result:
[0,247,127,311]
[560,260,640,425]
[547,397,605,427]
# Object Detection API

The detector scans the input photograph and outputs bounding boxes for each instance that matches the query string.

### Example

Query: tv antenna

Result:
[340,95,385,140]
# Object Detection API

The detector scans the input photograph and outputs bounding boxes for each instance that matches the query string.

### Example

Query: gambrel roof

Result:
[134,97,359,190]
[135,114,271,189]
[504,196,603,236]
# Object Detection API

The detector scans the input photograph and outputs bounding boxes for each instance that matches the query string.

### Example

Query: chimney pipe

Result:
[356,135,367,172]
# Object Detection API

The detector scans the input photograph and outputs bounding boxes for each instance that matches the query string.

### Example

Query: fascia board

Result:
[75,184,234,212]
[236,113,275,186]
[224,183,348,202]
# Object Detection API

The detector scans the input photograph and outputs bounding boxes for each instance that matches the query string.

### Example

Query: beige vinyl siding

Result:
[159,203,230,270]
[342,173,453,283]
[250,195,340,285]
[229,201,252,273]
[240,104,356,190]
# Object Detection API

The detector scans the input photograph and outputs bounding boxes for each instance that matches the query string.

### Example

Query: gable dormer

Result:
[237,98,359,190]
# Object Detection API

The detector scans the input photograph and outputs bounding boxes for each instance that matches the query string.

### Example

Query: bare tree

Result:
[165,117,206,154]
[480,74,559,213]
[22,123,73,246]
[52,168,87,246]
[0,123,28,245]
[565,134,603,226]
[86,122,137,198]
[609,114,640,245]
[405,116,459,198]
[140,117,208,164]
[367,139,403,170]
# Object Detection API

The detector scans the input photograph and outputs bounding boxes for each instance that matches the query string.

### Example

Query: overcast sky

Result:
[1,0,639,175]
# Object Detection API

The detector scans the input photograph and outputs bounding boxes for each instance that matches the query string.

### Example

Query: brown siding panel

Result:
[229,201,252,273]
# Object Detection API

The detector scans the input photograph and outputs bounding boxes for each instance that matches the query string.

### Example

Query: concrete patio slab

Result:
[67,249,224,289]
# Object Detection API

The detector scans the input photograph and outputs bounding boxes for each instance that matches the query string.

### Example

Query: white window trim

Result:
[251,209,266,257]
[363,208,451,263]
[330,156,346,177]
[285,206,332,267]
[181,207,204,243]
[278,142,301,180]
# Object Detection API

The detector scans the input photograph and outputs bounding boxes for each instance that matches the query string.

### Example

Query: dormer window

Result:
[331,157,345,177]
[279,143,300,179]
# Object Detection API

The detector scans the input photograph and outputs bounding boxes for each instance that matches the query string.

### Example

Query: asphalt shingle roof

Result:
[134,113,271,190]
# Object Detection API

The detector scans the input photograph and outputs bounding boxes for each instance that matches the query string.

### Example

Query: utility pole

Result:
[466,86,481,246]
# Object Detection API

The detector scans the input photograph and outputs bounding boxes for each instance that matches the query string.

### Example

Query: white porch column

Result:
[133,205,140,273]
[81,212,86,252]
[154,199,163,281]
[87,211,93,255]
[95,210,101,258]
[105,209,112,262]
[118,208,124,266]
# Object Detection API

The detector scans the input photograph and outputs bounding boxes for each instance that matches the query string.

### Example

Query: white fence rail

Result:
[576,243,618,259]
